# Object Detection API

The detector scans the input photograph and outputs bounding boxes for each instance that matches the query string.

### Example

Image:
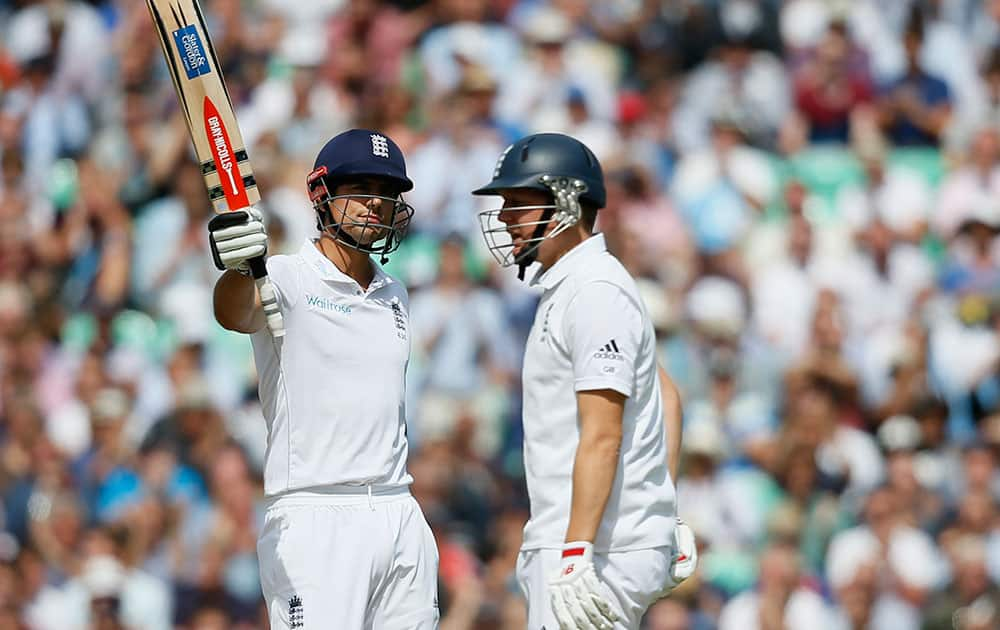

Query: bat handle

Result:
[249,257,285,338]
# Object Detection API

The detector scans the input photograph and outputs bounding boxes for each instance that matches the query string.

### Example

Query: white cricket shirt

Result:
[521,234,676,552]
[250,240,412,495]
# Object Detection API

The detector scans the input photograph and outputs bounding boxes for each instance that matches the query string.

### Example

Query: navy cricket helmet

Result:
[473,132,605,207]
[307,129,414,261]
[473,133,606,278]
[311,129,413,191]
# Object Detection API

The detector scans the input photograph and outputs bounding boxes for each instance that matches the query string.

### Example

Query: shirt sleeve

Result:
[264,254,300,311]
[564,280,642,397]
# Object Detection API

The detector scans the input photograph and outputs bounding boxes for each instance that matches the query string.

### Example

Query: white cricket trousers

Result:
[257,486,440,629]
[516,546,673,630]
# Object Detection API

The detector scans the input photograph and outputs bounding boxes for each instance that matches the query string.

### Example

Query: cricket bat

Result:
[147,0,284,337]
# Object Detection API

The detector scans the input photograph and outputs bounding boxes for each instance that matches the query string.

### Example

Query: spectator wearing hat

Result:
[451,64,518,145]
[675,420,744,551]
[71,388,139,525]
[59,527,173,630]
[417,15,520,98]
[140,379,225,482]
[662,276,761,402]
[829,558,879,630]
[496,5,618,131]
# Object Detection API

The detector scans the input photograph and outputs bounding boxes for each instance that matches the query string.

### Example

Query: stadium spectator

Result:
[876,9,953,148]
[792,20,874,144]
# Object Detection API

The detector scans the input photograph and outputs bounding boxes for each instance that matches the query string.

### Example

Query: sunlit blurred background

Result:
[1,0,999,628]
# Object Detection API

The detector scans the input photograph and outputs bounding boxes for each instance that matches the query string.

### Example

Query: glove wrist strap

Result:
[561,542,592,559]
[559,541,594,575]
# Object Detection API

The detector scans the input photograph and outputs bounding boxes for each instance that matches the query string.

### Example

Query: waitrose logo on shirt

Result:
[306,294,352,314]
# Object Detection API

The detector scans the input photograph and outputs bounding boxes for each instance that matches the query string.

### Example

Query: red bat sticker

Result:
[203,96,249,210]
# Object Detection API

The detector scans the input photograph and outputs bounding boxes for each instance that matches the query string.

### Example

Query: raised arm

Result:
[214,270,265,333]
[208,206,268,334]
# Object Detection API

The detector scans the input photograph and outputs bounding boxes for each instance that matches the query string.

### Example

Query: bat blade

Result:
[146,0,259,213]
[147,0,283,337]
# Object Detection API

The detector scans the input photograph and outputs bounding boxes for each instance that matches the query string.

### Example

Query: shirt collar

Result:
[301,239,394,290]
[531,233,607,290]
[369,258,394,291]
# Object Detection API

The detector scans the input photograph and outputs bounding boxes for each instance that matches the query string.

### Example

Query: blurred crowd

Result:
[1,0,999,628]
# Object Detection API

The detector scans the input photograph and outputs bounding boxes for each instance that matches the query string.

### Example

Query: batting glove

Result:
[209,206,267,275]
[665,518,698,592]
[548,541,619,630]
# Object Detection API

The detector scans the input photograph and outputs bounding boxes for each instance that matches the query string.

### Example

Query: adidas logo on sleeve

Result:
[593,339,624,360]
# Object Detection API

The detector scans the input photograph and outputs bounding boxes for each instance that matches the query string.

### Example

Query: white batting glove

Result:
[665,518,698,592]
[208,205,267,275]
[548,542,619,630]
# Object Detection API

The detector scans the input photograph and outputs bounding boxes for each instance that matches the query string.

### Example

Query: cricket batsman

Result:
[210,129,439,629]
[473,133,697,629]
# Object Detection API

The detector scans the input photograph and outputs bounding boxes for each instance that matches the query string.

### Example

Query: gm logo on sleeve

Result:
[172,25,211,79]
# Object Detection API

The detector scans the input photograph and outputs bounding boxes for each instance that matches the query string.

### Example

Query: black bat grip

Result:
[249,257,268,280]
